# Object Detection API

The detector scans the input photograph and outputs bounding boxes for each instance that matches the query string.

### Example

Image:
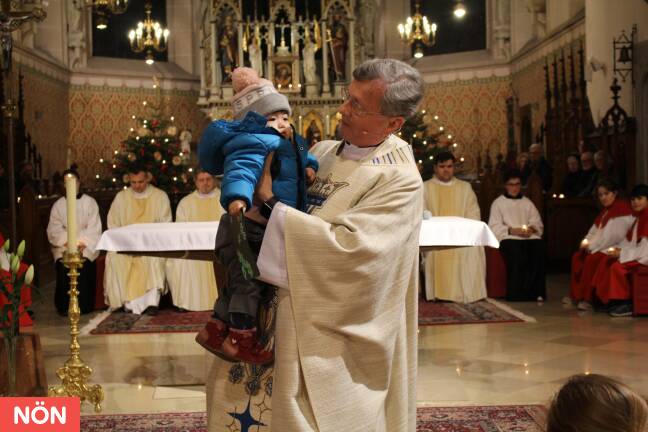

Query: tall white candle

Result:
[65,174,78,253]
[326,114,330,137]
[298,115,303,136]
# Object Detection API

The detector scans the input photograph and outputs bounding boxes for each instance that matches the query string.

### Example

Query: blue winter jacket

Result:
[198,111,319,212]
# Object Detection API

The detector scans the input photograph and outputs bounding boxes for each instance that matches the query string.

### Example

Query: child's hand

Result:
[305,167,316,185]
[228,199,246,216]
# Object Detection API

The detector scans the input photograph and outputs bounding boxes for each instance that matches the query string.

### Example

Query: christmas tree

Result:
[97,92,193,193]
[401,110,466,181]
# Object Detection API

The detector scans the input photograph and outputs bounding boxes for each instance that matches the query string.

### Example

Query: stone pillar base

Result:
[305,83,319,97]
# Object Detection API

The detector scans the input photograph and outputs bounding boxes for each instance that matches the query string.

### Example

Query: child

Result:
[591,184,648,317]
[547,374,648,432]
[196,67,318,365]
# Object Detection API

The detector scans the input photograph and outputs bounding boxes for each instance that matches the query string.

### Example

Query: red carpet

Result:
[80,405,545,431]
[89,309,212,335]
[85,299,529,335]
[418,298,528,326]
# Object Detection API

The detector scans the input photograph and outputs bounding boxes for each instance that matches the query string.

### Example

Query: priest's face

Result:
[434,160,454,183]
[129,171,149,193]
[505,177,522,197]
[338,80,404,147]
[631,196,648,212]
[195,172,215,194]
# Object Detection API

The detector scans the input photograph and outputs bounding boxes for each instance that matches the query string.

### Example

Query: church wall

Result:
[20,66,70,178]
[68,86,207,182]
[510,13,584,151]
[585,0,648,123]
[420,76,512,165]
[12,47,71,179]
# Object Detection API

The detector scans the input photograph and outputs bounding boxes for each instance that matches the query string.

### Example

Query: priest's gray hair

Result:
[352,58,424,119]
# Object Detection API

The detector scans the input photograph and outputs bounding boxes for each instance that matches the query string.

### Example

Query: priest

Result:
[206,58,424,432]
[104,166,171,315]
[422,151,486,303]
[166,169,224,311]
[46,169,102,315]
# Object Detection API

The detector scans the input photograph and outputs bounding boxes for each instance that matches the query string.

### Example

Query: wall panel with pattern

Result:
[68,86,207,181]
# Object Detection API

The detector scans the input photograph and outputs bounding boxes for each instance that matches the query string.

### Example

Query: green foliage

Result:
[403,111,459,181]
[100,115,192,193]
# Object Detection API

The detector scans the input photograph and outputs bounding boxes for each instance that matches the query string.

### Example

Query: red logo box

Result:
[0,397,80,432]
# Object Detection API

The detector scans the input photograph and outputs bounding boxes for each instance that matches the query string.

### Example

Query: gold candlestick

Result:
[48,251,104,412]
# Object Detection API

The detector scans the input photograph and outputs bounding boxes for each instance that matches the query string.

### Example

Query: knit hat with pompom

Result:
[231,67,291,121]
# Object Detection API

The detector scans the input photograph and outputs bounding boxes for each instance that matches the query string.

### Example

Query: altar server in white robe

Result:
[166,170,224,311]
[423,151,486,303]
[47,169,102,315]
[488,169,545,301]
[206,59,424,432]
[104,167,172,315]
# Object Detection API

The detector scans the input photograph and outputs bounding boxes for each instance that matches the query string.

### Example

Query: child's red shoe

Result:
[195,318,229,356]
[221,327,274,365]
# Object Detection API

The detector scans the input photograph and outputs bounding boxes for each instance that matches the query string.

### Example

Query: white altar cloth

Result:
[96,218,498,252]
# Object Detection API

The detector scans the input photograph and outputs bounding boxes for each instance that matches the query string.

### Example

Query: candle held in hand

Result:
[65,174,78,253]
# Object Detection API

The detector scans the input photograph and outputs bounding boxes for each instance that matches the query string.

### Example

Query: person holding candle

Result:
[488,169,545,301]
[569,178,634,311]
[46,169,102,315]
[104,165,172,315]
[589,184,648,317]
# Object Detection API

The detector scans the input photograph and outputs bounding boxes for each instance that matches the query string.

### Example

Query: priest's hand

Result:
[305,167,317,185]
[77,241,86,253]
[228,199,246,216]
[255,152,275,203]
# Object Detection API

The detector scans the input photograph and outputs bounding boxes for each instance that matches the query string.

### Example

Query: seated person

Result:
[570,179,634,310]
[562,153,583,198]
[591,184,648,317]
[547,374,648,432]
[46,169,102,315]
[578,151,597,197]
[488,170,545,301]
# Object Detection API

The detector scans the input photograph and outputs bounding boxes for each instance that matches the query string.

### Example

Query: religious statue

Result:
[179,129,192,156]
[67,0,86,69]
[328,14,348,81]
[248,31,263,77]
[306,120,322,148]
[219,14,238,83]
[302,32,319,85]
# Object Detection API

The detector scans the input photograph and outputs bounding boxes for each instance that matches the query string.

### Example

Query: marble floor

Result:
[31,274,648,415]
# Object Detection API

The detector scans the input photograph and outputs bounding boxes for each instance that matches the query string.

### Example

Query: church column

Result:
[348,18,355,80]
[237,21,245,69]
[268,22,276,83]
[321,20,330,96]
[210,21,220,99]
[198,41,207,104]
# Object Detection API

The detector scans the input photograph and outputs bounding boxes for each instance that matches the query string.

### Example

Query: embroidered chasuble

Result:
[166,190,224,311]
[104,186,171,312]
[423,177,486,303]
[206,135,422,432]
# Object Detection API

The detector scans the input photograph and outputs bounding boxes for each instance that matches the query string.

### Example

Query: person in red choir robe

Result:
[591,184,648,317]
[569,179,634,311]
[0,232,33,328]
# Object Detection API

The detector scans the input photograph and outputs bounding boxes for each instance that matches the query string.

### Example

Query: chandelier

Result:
[80,0,129,30]
[397,2,437,59]
[128,0,169,65]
